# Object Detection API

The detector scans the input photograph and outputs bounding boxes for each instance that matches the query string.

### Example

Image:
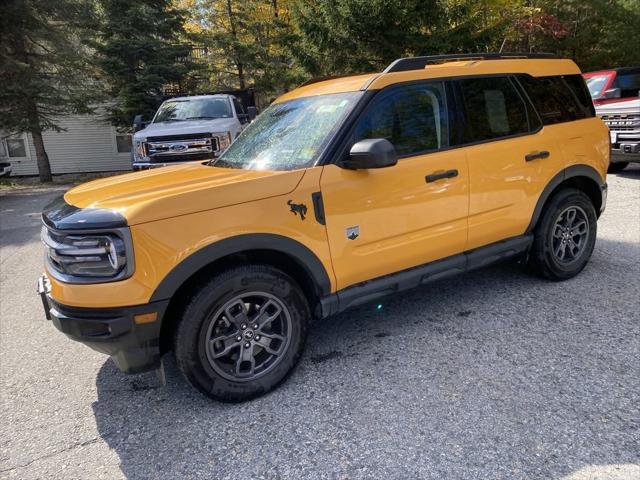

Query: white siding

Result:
[6,112,132,176]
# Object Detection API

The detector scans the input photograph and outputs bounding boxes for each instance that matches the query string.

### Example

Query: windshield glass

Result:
[212,92,362,171]
[154,98,232,122]
[585,75,610,98]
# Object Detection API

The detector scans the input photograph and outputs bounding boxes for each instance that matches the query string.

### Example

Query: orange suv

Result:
[38,53,609,401]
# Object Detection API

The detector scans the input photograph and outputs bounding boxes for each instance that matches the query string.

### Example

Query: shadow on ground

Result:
[92,238,640,479]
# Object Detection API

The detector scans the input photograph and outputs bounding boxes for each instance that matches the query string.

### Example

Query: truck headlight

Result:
[41,226,135,283]
[216,132,232,152]
[134,139,146,160]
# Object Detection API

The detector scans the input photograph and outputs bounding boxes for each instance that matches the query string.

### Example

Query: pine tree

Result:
[0,0,95,182]
[92,0,191,128]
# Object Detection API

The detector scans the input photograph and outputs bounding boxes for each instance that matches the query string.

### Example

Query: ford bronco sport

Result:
[39,53,609,402]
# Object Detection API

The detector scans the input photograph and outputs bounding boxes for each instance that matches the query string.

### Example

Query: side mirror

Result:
[602,88,621,99]
[341,138,398,170]
[247,106,258,121]
[133,114,148,132]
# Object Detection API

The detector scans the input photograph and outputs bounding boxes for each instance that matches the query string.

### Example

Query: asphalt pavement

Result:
[1,167,639,479]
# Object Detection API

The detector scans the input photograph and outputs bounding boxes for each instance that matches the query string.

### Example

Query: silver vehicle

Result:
[585,67,640,173]
[132,94,256,170]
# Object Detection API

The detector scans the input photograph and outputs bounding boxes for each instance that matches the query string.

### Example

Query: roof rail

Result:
[383,52,557,73]
[298,73,369,88]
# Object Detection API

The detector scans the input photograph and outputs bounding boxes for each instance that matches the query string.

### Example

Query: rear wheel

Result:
[174,265,310,402]
[529,188,597,281]
[608,162,629,173]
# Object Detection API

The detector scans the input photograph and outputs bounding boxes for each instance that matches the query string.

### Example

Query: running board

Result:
[318,235,532,317]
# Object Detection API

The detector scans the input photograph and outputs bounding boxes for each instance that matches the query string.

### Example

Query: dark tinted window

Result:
[354,82,449,156]
[457,77,529,143]
[519,74,595,125]
[613,69,640,98]
[233,98,246,115]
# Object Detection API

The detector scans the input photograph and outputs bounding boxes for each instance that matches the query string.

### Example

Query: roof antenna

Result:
[499,38,507,53]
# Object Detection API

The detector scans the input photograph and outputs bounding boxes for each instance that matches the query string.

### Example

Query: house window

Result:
[116,134,132,153]
[6,138,27,158]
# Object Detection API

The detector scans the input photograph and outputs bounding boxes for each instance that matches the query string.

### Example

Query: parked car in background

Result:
[0,161,12,177]
[584,67,640,172]
[132,94,257,170]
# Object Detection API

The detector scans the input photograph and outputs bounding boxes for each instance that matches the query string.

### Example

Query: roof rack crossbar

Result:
[383,52,557,73]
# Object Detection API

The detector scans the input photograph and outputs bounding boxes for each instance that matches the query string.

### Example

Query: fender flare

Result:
[525,164,605,233]
[149,233,332,302]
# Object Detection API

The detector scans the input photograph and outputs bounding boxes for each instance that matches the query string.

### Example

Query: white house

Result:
[0,113,133,176]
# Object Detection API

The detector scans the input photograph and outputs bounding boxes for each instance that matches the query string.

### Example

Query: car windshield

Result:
[212,92,362,171]
[154,98,232,122]
[585,75,610,98]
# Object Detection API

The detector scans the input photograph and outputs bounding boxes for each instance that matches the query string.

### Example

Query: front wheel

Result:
[174,265,310,402]
[528,188,597,281]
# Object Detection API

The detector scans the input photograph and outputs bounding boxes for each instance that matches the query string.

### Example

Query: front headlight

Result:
[134,139,146,160]
[216,132,232,152]
[41,226,134,283]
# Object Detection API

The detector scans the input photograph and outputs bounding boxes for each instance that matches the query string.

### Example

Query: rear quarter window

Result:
[457,76,530,143]
[519,74,595,125]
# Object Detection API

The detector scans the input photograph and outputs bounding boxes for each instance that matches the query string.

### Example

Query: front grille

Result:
[600,114,640,132]
[143,133,219,162]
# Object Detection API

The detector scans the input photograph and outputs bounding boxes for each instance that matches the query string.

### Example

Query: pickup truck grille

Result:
[144,133,218,162]
[599,114,640,132]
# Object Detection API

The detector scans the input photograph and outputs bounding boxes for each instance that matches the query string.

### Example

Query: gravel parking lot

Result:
[1,167,639,480]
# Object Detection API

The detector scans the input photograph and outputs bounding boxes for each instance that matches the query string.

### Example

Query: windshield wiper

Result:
[184,116,221,120]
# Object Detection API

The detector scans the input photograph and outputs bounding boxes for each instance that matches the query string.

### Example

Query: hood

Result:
[134,118,238,140]
[64,163,305,226]
[595,98,640,114]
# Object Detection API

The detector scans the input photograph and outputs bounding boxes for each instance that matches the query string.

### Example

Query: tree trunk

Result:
[226,0,246,89]
[27,101,51,182]
[31,128,52,183]
[26,101,52,182]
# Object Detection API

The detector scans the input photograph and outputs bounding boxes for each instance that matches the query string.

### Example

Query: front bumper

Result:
[38,274,168,373]
[611,143,640,163]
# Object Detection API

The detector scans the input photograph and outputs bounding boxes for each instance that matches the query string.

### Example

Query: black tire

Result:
[528,188,597,281]
[608,162,629,173]
[174,265,310,402]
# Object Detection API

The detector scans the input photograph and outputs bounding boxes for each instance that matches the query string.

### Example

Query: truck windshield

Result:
[212,92,362,170]
[154,98,232,122]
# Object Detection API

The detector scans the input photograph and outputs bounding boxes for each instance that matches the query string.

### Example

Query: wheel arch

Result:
[151,234,332,353]
[526,165,605,234]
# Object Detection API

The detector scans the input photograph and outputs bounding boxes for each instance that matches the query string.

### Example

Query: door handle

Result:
[525,150,550,162]
[425,169,458,183]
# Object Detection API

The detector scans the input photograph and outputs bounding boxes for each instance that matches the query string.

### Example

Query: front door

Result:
[320,81,469,291]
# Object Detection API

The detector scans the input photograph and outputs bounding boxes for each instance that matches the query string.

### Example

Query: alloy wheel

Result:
[551,206,589,264]
[204,292,291,382]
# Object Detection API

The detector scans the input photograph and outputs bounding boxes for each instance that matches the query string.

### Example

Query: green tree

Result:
[92,0,191,128]
[0,0,95,182]
[182,0,303,103]
[290,0,444,75]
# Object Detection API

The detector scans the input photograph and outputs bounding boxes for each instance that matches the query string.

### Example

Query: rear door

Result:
[320,81,469,290]
[453,75,563,250]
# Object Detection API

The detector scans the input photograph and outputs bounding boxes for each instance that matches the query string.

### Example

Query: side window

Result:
[354,82,449,157]
[234,99,248,124]
[612,69,640,99]
[233,99,246,115]
[519,74,595,125]
[458,77,529,143]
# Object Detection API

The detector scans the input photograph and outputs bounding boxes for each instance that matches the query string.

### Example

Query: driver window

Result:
[354,82,449,157]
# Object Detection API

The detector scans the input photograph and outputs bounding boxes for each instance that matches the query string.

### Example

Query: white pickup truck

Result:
[132,94,256,170]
